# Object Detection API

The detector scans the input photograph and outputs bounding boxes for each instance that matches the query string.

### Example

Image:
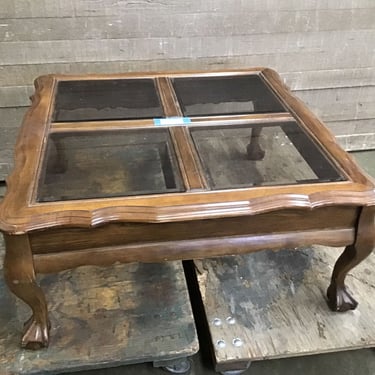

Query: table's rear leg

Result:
[246,127,265,160]
[48,137,67,174]
[3,234,50,349]
[327,206,375,312]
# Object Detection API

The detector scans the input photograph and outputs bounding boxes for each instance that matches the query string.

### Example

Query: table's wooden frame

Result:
[0,68,374,349]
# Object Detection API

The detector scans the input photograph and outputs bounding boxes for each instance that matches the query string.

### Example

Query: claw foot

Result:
[21,316,50,350]
[327,283,358,312]
[246,144,265,161]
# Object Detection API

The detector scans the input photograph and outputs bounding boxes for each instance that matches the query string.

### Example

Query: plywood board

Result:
[337,133,375,152]
[0,86,33,108]
[0,234,198,375]
[1,0,374,18]
[296,86,375,122]
[0,107,26,128]
[1,30,374,66]
[284,67,375,91]
[1,9,374,43]
[195,246,375,372]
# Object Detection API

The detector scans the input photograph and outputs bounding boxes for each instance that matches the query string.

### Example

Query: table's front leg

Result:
[3,234,50,349]
[327,206,375,312]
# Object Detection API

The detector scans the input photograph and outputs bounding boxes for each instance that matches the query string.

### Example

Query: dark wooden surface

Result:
[195,246,375,373]
[0,233,198,374]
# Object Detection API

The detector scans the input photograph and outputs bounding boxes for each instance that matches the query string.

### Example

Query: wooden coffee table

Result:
[0,68,374,350]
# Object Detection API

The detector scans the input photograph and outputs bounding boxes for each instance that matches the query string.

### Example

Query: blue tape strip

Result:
[154,117,191,126]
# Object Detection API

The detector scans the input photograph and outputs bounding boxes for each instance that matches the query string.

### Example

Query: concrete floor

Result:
[63,349,375,375]
[20,151,375,375]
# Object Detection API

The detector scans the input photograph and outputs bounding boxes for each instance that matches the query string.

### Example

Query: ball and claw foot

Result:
[246,144,265,161]
[21,315,51,350]
[327,283,358,312]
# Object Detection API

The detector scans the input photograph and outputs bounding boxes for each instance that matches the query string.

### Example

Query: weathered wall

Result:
[0,0,374,180]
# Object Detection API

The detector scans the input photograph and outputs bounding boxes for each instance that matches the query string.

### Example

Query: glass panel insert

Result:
[37,128,184,202]
[189,122,346,190]
[173,75,286,116]
[53,79,163,122]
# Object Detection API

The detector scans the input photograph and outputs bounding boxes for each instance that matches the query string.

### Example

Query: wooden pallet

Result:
[0,235,198,375]
[195,245,375,373]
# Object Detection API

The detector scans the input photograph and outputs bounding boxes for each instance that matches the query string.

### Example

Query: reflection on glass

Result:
[53,79,163,122]
[173,75,286,116]
[190,122,346,189]
[37,129,184,202]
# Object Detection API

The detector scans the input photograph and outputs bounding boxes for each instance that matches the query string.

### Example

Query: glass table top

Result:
[37,128,184,202]
[53,79,163,122]
[172,75,286,116]
[33,72,349,203]
[190,122,345,190]
[37,121,346,202]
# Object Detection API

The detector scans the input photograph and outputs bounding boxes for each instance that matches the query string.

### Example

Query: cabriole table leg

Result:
[327,206,375,312]
[3,234,50,349]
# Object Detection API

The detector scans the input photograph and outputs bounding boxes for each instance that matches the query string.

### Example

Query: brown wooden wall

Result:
[0,1,374,180]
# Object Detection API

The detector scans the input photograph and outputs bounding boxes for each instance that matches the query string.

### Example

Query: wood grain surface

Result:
[195,245,375,372]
